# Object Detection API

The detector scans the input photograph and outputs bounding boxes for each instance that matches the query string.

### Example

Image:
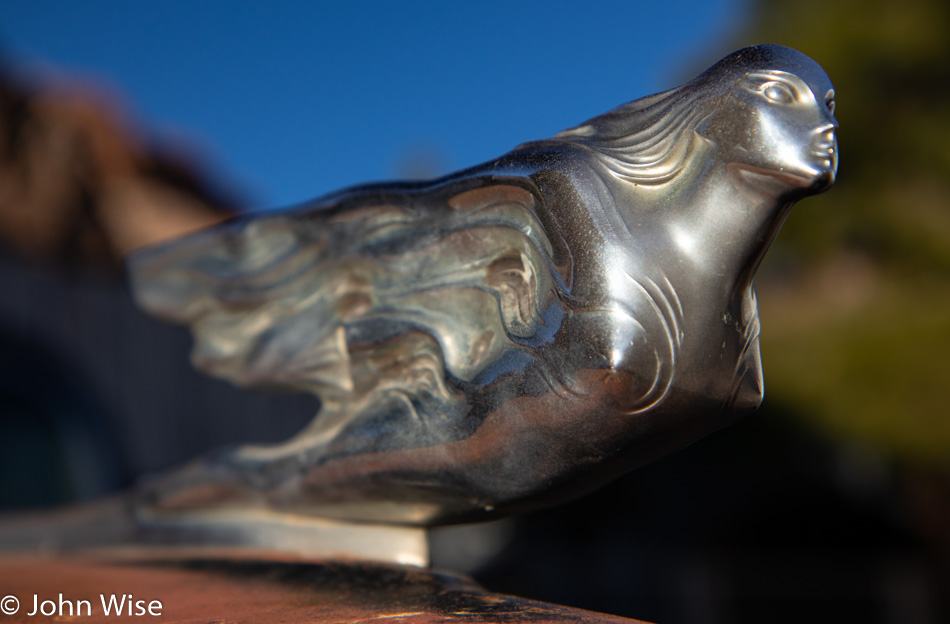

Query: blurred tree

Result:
[742,0,950,463]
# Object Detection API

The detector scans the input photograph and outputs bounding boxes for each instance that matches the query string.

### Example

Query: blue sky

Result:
[1,1,746,208]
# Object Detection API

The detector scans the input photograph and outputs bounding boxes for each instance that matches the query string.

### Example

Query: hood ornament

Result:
[7,45,838,566]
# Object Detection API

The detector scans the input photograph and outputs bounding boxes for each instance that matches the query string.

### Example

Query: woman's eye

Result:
[761,82,794,104]
[827,99,836,115]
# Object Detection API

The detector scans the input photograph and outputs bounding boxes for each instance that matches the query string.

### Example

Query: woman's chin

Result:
[810,167,836,193]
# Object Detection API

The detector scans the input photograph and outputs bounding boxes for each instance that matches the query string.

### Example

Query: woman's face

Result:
[701,67,838,193]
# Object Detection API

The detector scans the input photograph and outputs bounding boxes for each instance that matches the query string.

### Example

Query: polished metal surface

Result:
[129,44,838,527]
[0,498,429,566]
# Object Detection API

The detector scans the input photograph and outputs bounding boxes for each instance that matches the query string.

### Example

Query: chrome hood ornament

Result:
[127,44,837,532]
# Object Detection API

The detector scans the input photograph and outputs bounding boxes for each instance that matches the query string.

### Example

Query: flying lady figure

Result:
[126,44,838,532]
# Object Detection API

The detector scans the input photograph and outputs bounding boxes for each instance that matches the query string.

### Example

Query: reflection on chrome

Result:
[129,44,838,528]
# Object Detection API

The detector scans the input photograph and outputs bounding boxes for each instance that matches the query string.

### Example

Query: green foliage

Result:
[746,0,950,462]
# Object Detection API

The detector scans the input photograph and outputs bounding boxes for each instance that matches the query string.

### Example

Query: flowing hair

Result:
[549,71,735,185]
